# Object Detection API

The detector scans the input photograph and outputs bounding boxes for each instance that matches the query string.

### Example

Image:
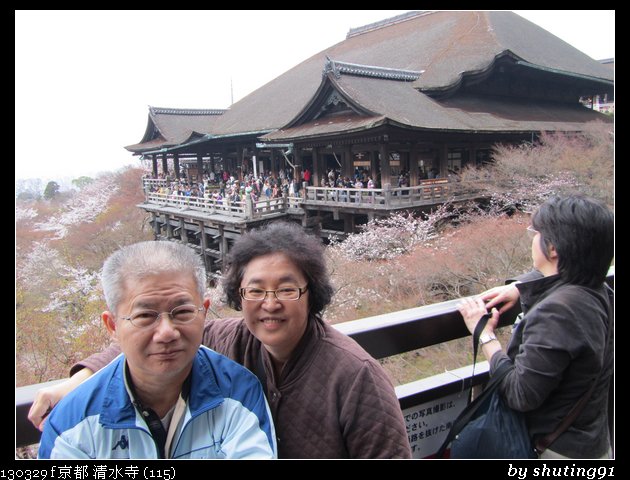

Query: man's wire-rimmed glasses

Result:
[121,304,205,329]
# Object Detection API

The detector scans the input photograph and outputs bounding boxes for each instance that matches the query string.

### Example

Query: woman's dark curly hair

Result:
[222,221,334,318]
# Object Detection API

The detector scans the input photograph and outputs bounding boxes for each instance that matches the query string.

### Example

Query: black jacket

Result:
[490,273,613,458]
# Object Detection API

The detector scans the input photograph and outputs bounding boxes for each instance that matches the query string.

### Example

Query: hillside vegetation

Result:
[16,167,153,386]
[15,121,613,388]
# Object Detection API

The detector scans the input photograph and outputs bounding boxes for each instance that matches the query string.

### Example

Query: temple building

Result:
[128,11,612,185]
[126,11,613,272]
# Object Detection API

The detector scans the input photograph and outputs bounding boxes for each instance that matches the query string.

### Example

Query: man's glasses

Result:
[121,304,204,329]
[239,286,308,301]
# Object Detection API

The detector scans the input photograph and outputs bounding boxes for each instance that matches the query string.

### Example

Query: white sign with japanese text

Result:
[402,389,471,458]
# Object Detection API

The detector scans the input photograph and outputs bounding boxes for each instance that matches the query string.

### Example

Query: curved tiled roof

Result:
[129,11,613,151]
[125,106,226,152]
[263,71,606,142]
[212,11,612,138]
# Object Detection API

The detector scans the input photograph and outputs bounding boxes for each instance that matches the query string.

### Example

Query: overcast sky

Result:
[15,10,615,182]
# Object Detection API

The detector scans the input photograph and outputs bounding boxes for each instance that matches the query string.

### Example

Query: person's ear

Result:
[102,311,118,340]
[547,243,559,260]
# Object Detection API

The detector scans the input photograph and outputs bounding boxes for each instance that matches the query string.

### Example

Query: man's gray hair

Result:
[101,241,206,313]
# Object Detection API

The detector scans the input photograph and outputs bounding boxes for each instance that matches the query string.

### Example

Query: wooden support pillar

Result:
[379,142,391,187]
[439,144,448,178]
[293,148,302,184]
[173,154,180,179]
[239,146,246,181]
[312,147,319,187]
[226,152,234,178]
[343,213,355,234]
[180,218,188,243]
[196,153,203,182]
[370,151,378,183]
[252,145,259,179]
[219,148,227,177]
[270,148,278,178]
[152,154,158,178]
[317,150,327,186]
[151,212,160,237]
[218,224,228,269]
[165,214,173,238]
[409,144,419,186]
[198,220,210,273]
[162,153,169,175]
[469,143,478,167]
[343,146,353,179]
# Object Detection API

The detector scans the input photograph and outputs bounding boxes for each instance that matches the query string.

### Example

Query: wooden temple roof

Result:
[125,107,226,153]
[263,62,607,142]
[128,11,613,153]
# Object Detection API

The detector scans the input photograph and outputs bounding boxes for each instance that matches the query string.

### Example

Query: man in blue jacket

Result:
[38,241,276,459]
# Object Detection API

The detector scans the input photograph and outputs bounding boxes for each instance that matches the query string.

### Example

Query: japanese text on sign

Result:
[402,389,470,458]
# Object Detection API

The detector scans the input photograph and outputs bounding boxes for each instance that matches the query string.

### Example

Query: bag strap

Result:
[534,382,598,454]
[534,284,614,454]
[472,313,491,367]
[434,312,508,458]
[468,312,492,401]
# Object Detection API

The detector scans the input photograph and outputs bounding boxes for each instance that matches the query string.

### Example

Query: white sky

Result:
[15,10,615,181]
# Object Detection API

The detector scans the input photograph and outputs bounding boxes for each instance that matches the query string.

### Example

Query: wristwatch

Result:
[479,332,498,346]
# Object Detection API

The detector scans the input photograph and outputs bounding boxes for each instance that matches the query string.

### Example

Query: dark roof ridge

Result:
[149,106,227,116]
[346,11,432,38]
[515,60,614,85]
[324,57,423,82]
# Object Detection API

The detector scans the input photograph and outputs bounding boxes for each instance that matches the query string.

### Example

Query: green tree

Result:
[72,176,94,189]
[43,181,60,200]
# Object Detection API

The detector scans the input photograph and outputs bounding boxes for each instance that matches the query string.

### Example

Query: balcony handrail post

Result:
[245,195,254,218]
[383,184,392,207]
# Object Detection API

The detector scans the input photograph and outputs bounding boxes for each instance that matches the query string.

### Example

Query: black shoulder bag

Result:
[435,313,536,458]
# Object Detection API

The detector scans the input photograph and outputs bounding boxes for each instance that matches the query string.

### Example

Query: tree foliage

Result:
[459,120,614,211]
[16,178,44,199]
[71,175,94,189]
[16,167,152,386]
[43,181,60,200]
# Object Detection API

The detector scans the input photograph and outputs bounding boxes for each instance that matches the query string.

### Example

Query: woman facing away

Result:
[28,222,411,459]
[459,194,614,459]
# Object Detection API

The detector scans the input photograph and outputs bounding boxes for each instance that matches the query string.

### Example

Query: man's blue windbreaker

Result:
[38,346,276,459]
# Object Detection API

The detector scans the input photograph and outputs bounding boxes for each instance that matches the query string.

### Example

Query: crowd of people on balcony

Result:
[144,169,303,205]
[143,164,449,208]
